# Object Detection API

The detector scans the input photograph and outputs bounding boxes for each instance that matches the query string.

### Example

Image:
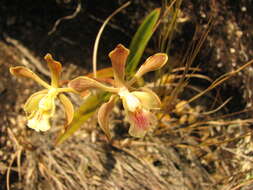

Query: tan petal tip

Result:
[109,44,129,58]
[147,53,168,68]
[44,53,62,73]
[44,53,53,60]
[108,44,130,83]
[9,66,37,79]
[9,67,16,75]
[135,53,168,78]
[9,66,25,76]
[156,53,168,66]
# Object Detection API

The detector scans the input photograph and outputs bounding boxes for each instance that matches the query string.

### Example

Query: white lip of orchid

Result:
[27,111,51,132]
[118,87,141,112]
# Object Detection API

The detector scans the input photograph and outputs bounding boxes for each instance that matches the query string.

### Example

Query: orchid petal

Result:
[109,44,129,85]
[24,89,48,116]
[97,96,116,141]
[10,66,50,88]
[132,88,161,110]
[27,111,51,132]
[59,94,74,127]
[127,109,157,138]
[135,53,168,78]
[69,76,119,93]
[44,53,62,87]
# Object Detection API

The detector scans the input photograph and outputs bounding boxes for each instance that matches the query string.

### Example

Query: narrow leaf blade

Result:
[126,9,160,75]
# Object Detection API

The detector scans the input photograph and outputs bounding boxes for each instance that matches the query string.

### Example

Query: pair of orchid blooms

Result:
[10,44,168,139]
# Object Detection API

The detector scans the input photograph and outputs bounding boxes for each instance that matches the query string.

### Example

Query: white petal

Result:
[27,111,51,132]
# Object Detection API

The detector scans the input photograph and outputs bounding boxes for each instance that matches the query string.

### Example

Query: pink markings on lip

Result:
[131,109,149,130]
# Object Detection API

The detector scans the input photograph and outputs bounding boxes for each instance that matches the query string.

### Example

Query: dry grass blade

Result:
[181,59,253,108]
[221,146,253,162]
[185,119,253,130]
[172,67,202,72]
[6,128,23,190]
[230,178,253,190]
[6,151,19,190]
[201,97,232,115]
[38,162,66,190]
[160,73,212,83]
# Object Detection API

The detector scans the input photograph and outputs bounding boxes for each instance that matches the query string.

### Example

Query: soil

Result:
[0,0,253,190]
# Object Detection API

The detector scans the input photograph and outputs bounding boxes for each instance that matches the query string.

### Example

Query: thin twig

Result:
[48,0,82,35]
[201,97,232,115]
[92,1,131,78]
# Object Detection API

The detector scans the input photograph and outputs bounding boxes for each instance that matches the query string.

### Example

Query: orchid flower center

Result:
[39,88,58,112]
[118,88,141,112]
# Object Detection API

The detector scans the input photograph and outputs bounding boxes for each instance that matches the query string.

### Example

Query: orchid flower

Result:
[69,44,168,139]
[10,54,74,132]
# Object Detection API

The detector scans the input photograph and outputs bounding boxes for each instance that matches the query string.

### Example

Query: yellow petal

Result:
[10,66,50,88]
[24,90,48,116]
[44,53,62,87]
[135,53,168,78]
[132,88,161,110]
[59,94,74,127]
[69,76,119,93]
[127,109,157,138]
[97,96,115,141]
[109,44,129,85]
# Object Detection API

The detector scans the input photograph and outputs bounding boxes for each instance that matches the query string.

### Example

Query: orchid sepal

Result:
[44,53,62,88]
[97,95,116,141]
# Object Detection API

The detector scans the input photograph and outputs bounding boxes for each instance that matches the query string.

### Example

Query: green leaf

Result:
[126,9,160,75]
[56,92,110,145]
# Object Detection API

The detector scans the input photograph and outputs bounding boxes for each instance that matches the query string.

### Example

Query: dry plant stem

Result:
[218,107,253,119]
[157,19,213,123]
[158,119,253,139]
[221,146,253,162]
[6,128,23,188]
[185,58,253,106]
[48,0,82,35]
[157,0,178,48]
[172,67,201,72]
[7,151,19,190]
[92,1,131,78]
[230,178,253,190]
[201,97,232,115]
[169,58,253,118]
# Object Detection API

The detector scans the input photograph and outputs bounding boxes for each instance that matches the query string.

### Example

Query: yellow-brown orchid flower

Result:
[69,44,168,138]
[10,54,74,132]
